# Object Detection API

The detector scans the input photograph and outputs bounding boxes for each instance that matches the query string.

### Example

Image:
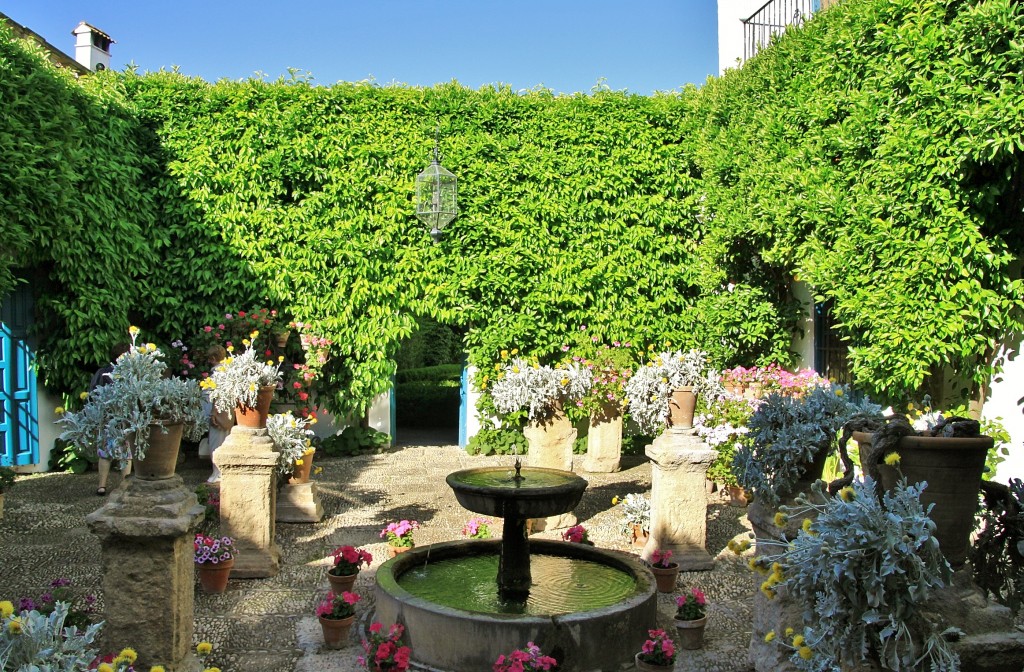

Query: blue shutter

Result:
[458,360,469,449]
[0,287,39,467]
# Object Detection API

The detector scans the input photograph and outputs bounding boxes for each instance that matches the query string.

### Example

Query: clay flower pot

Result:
[318,614,355,649]
[674,615,708,650]
[327,569,357,594]
[388,544,413,559]
[196,557,234,593]
[235,385,276,428]
[650,562,680,593]
[668,387,697,429]
[634,652,673,671]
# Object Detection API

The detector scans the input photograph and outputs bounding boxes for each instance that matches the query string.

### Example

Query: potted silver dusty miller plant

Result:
[753,477,959,672]
[266,411,315,482]
[732,384,882,509]
[59,328,206,479]
[490,356,592,422]
[201,341,282,429]
[625,349,720,434]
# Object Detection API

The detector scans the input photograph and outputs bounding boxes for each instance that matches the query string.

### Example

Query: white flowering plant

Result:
[201,337,282,413]
[489,356,592,422]
[267,411,315,477]
[625,349,720,434]
[58,328,206,462]
[695,393,762,487]
[614,492,651,537]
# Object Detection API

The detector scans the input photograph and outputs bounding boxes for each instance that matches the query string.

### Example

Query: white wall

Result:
[717,0,768,74]
[984,338,1023,484]
[790,281,816,369]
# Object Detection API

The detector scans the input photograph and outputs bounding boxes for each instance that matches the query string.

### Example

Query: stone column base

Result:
[276,481,324,523]
[528,512,578,533]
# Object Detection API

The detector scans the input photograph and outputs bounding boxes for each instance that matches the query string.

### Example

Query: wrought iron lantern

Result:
[415,137,457,243]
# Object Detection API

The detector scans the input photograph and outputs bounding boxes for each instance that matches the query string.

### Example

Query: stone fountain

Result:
[374,458,656,671]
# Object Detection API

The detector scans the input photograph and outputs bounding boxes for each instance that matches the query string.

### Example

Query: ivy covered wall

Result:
[3,0,1022,414]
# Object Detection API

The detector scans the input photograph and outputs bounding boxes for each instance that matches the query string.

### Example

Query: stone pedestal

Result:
[215,426,281,578]
[583,408,622,473]
[86,476,204,672]
[525,408,578,531]
[276,481,324,523]
[641,429,716,570]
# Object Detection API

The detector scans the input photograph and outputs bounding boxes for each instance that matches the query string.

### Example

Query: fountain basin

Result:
[446,466,587,519]
[375,539,657,672]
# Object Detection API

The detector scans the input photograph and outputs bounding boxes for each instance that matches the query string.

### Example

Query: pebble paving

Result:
[0,433,758,671]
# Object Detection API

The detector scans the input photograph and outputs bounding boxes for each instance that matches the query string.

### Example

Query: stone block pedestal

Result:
[583,408,623,473]
[215,426,281,578]
[525,408,578,531]
[276,481,324,523]
[641,429,717,571]
[86,476,204,672]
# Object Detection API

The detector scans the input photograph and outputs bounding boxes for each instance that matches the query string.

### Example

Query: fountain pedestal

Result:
[642,428,717,570]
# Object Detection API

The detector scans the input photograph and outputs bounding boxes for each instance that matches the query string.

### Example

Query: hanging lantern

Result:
[415,138,458,243]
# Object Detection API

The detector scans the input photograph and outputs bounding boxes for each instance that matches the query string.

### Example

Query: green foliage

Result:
[759,478,956,672]
[690,0,1024,400]
[395,318,464,370]
[465,426,524,456]
[0,467,14,493]
[48,438,96,474]
[972,478,1024,613]
[320,426,390,457]
[395,378,460,428]
[395,364,462,383]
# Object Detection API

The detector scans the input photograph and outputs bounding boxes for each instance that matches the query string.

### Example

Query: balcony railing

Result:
[741,0,819,61]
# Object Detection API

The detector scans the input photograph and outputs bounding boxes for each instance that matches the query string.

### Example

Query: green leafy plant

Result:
[0,601,103,670]
[0,467,14,494]
[320,426,390,457]
[972,478,1024,613]
[465,426,524,456]
[733,386,881,507]
[57,328,207,462]
[754,478,957,672]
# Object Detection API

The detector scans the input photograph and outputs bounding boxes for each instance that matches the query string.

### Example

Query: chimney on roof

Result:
[71,22,114,72]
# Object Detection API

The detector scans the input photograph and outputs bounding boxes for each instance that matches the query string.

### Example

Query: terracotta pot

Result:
[274,330,290,348]
[631,523,650,549]
[674,615,708,650]
[649,562,680,593]
[727,485,749,507]
[327,569,357,594]
[196,557,234,593]
[388,544,413,558]
[318,614,355,649]
[634,652,673,671]
[852,431,991,567]
[132,422,184,480]
[235,385,276,428]
[288,452,314,484]
[668,387,697,429]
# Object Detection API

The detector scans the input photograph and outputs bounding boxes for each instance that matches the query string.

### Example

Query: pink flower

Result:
[238,310,247,317]
[204,325,213,332]
[218,324,226,330]
[561,344,570,352]
[342,591,360,605]
[225,314,232,320]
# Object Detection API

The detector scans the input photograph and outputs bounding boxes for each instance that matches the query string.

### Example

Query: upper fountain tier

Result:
[445,466,587,520]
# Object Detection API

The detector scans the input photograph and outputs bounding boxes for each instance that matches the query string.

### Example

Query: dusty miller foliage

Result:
[267,412,314,478]
[490,358,591,421]
[764,478,958,672]
[206,347,282,413]
[625,349,721,434]
[732,385,881,507]
[0,602,104,671]
[58,340,206,462]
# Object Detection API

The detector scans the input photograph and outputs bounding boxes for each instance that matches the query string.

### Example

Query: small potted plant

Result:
[634,628,676,671]
[194,534,235,593]
[625,349,718,434]
[493,641,558,672]
[359,622,411,672]
[0,467,15,520]
[316,590,360,649]
[266,412,315,481]
[59,328,206,479]
[490,355,592,422]
[380,520,419,557]
[327,545,373,594]
[461,516,493,539]
[201,338,282,428]
[694,393,761,505]
[615,492,651,547]
[561,524,593,545]
[649,549,679,593]
[732,384,881,508]
[674,586,709,649]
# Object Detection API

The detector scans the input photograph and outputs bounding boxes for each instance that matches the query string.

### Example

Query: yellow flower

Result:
[884,452,901,466]
[0,601,13,618]
[242,339,251,347]
[802,518,813,533]
[760,581,776,599]
[785,627,795,637]
[151,666,166,672]
[196,642,213,655]
[839,486,856,502]
[250,330,259,339]
[295,459,304,466]
[665,341,672,347]
[304,448,315,456]
[55,406,65,414]
[727,539,738,552]
[493,363,501,371]
[511,348,519,355]
[611,496,619,505]
[98,664,113,672]
[8,618,22,634]
[79,391,89,400]
[129,325,140,336]
[278,356,285,363]
[764,630,776,643]
[834,388,844,397]
[500,350,509,359]
[798,646,813,660]
[266,360,274,366]
[227,346,234,353]
[792,634,805,647]
[203,668,221,672]
[119,648,138,663]
[906,402,915,410]
[747,558,758,572]
[773,512,788,527]
[313,466,323,475]
[771,562,783,576]
[560,378,569,386]
[512,366,520,374]
[145,343,157,353]
[309,418,317,425]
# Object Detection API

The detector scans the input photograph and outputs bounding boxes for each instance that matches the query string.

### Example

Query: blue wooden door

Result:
[0,287,39,467]
[458,360,468,449]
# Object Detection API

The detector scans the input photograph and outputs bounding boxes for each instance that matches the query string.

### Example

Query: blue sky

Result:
[5,1,719,94]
